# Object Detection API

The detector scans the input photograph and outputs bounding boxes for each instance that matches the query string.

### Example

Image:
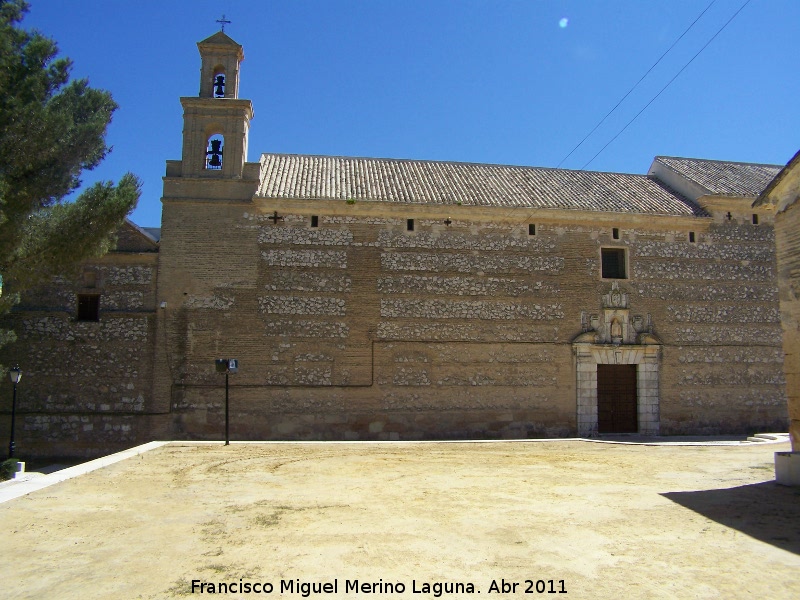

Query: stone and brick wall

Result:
[159,202,786,442]
[631,221,786,433]
[750,152,800,452]
[2,197,788,457]
[774,203,800,448]
[0,247,158,458]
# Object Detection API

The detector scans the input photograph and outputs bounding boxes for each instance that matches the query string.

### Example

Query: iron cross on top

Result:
[216,14,231,32]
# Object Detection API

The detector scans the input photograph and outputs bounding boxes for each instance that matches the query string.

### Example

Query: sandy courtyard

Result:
[2,440,799,599]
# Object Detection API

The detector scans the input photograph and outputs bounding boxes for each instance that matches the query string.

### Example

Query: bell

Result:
[214,75,225,97]
[206,139,223,168]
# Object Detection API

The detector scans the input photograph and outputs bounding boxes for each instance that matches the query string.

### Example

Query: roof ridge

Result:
[259,152,650,178]
[655,155,783,169]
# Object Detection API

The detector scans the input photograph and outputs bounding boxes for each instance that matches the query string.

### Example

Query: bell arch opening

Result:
[205,134,224,170]
[212,66,226,98]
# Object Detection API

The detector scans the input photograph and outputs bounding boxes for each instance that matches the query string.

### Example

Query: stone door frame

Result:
[573,343,661,437]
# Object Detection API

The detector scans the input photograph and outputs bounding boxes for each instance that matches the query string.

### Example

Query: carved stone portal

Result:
[572,282,662,436]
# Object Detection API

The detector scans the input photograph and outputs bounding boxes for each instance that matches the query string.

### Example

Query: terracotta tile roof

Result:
[654,156,782,197]
[257,153,706,217]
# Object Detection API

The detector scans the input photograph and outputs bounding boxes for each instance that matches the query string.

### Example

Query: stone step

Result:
[752,433,782,441]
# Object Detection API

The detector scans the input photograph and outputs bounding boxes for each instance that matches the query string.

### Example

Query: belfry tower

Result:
[178,31,254,179]
[155,31,261,425]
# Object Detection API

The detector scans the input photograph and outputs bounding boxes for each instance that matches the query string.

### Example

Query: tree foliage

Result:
[0,0,140,339]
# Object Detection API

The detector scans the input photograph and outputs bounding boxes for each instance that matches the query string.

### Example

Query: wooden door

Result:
[597,364,638,433]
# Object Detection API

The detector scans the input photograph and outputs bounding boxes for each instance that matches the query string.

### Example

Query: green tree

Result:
[0,0,140,347]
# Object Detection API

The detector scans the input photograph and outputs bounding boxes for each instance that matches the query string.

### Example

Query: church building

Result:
[0,32,790,457]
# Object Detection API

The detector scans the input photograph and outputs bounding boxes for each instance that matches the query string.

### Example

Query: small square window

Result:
[689,231,696,243]
[77,294,100,322]
[528,224,536,236]
[82,271,97,289]
[310,215,319,228]
[407,218,415,232]
[752,213,759,225]
[612,228,620,240]
[601,248,627,279]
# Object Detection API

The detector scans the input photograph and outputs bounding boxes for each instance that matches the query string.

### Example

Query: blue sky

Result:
[23,0,800,227]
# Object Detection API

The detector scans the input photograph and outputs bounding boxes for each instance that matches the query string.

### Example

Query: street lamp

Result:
[8,365,21,459]
[215,359,238,445]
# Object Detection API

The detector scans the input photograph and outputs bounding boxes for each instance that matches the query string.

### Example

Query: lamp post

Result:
[224,368,229,446]
[8,365,21,459]
[215,359,238,445]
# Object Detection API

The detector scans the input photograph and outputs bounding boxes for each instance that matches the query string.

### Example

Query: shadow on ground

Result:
[662,482,800,555]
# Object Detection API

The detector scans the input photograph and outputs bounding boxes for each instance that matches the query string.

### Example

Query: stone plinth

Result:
[775,451,800,486]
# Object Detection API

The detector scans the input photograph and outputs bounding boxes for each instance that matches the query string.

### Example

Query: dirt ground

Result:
[2,440,799,600]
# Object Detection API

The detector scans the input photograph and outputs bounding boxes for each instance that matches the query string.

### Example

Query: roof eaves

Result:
[125,219,160,246]
[753,149,800,207]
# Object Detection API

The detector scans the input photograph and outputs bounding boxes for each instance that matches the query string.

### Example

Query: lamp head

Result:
[8,365,21,384]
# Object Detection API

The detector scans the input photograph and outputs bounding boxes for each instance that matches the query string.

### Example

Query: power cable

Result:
[495,1,732,229]
[580,0,753,170]
[556,0,718,169]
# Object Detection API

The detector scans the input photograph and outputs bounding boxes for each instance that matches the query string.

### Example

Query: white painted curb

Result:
[0,441,169,504]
